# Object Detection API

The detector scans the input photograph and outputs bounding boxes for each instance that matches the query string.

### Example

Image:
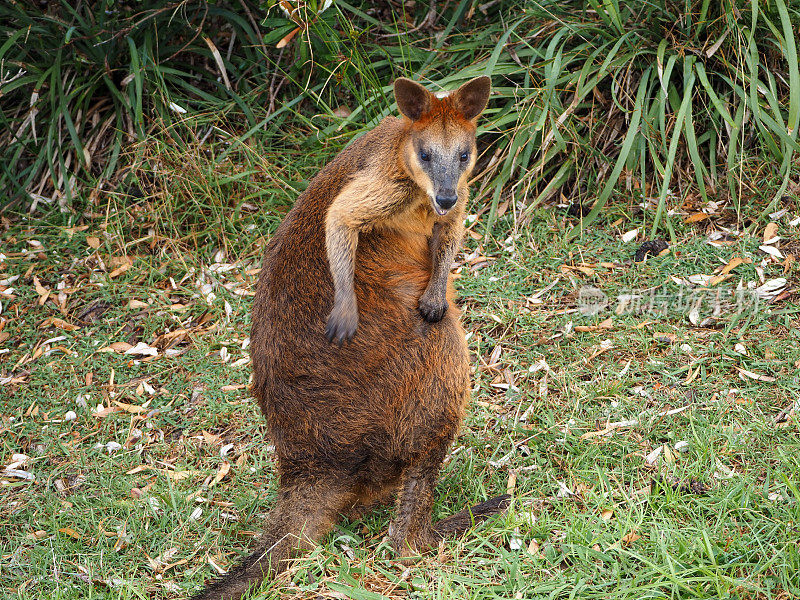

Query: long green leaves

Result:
[2,0,798,230]
[0,0,269,211]
[469,0,800,236]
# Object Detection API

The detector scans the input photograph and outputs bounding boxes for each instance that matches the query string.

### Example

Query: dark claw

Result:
[418,298,448,323]
[325,311,357,346]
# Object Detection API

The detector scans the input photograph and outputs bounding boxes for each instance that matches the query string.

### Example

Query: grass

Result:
[2,1,800,598]
[4,0,799,238]
[2,145,800,598]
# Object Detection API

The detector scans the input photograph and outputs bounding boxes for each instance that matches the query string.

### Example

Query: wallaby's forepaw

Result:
[326,305,358,346]
[418,293,448,323]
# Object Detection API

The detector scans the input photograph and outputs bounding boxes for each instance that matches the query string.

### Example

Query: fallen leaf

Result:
[163,470,201,481]
[684,212,708,224]
[688,274,713,285]
[97,341,133,353]
[202,430,222,446]
[92,406,122,418]
[86,236,100,249]
[126,465,152,475]
[736,367,776,382]
[506,469,518,495]
[621,531,641,545]
[621,228,639,243]
[40,317,80,331]
[755,278,787,299]
[148,547,179,572]
[211,461,230,486]
[58,527,83,540]
[688,302,700,325]
[574,317,613,333]
[33,276,50,305]
[220,384,246,392]
[64,225,89,238]
[760,245,783,259]
[112,400,147,414]
[653,332,677,343]
[710,256,749,286]
[713,460,737,479]
[561,264,595,276]
[124,342,158,357]
[108,256,134,270]
[3,467,35,480]
[763,222,778,244]
[645,446,664,466]
[109,263,130,278]
[580,418,639,439]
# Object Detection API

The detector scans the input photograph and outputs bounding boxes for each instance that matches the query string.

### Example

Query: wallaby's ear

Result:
[453,76,491,120]
[394,78,431,121]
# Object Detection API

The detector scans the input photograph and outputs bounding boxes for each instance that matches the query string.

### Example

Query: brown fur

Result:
[192,77,508,600]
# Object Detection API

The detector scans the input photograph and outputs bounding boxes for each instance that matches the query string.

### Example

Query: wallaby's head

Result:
[394,76,491,216]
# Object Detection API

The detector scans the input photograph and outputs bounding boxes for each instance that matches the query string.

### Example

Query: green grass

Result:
[4,0,799,239]
[3,2,800,597]
[2,167,799,598]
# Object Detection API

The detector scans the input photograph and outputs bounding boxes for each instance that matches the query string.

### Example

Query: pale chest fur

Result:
[374,191,435,237]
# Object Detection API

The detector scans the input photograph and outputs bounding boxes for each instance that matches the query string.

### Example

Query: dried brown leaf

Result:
[58,527,82,540]
[98,341,133,353]
[202,430,222,446]
[211,461,231,486]
[40,317,79,331]
[684,212,708,224]
[763,222,779,244]
[621,531,640,545]
[111,400,147,414]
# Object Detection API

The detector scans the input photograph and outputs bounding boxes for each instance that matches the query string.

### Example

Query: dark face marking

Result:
[415,140,472,216]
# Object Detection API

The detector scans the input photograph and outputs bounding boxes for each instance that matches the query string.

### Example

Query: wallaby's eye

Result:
[419,150,431,162]
[459,152,469,162]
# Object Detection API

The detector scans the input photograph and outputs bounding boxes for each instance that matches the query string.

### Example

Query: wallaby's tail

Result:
[190,534,285,600]
[191,483,347,600]
[434,494,511,536]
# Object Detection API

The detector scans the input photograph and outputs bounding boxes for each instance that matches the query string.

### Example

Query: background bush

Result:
[1,0,798,238]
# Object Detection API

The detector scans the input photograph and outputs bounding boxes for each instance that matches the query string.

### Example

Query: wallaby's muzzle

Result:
[433,194,457,215]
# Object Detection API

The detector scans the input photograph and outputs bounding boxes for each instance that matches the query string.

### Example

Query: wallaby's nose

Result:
[435,191,458,210]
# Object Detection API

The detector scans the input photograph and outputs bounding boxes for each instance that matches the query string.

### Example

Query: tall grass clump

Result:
[248,0,800,237]
[2,0,797,239]
[0,0,269,212]
[453,0,800,236]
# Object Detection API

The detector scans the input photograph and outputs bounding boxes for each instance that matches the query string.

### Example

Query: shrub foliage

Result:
[1,0,798,234]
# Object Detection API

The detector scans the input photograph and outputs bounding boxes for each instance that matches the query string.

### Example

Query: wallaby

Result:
[193,76,509,600]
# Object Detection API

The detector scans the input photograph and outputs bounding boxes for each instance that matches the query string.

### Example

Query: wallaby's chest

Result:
[378,198,435,236]
[360,196,433,270]
[354,202,434,306]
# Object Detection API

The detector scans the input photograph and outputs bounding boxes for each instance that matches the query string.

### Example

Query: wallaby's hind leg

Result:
[193,479,354,600]
[389,447,510,556]
[389,447,449,554]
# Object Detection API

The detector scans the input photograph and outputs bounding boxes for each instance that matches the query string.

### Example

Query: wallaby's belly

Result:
[251,226,468,480]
